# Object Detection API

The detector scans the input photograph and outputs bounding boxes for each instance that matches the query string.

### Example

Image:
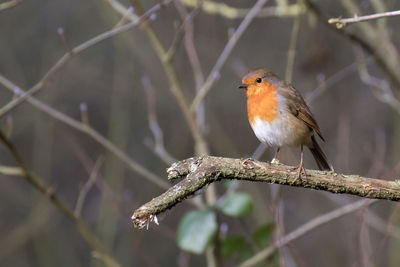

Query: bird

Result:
[239,68,333,178]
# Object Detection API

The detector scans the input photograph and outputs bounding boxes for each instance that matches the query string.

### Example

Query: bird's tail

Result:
[309,135,333,171]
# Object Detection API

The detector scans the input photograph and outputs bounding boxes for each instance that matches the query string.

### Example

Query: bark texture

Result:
[132,156,400,228]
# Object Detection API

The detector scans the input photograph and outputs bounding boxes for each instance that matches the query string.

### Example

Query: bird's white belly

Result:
[250,116,311,147]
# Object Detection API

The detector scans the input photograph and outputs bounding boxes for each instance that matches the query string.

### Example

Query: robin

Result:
[239,68,333,178]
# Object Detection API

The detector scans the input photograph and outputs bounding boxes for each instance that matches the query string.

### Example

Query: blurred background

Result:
[1,0,400,266]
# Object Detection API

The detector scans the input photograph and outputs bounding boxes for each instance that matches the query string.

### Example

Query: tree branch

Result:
[0,0,21,12]
[180,0,304,19]
[0,74,169,190]
[0,130,120,267]
[304,0,400,90]
[190,0,268,112]
[132,156,400,228]
[0,0,171,118]
[329,10,400,28]
[240,199,376,267]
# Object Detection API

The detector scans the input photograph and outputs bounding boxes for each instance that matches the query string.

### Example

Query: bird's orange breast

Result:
[246,84,279,124]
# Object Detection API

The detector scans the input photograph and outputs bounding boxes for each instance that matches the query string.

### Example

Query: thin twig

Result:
[75,156,105,216]
[240,199,376,267]
[285,15,300,83]
[273,12,301,263]
[141,76,177,165]
[0,200,52,262]
[122,4,218,264]
[305,61,360,104]
[0,0,21,11]
[174,0,206,132]
[0,74,170,189]
[190,0,269,112]
[110,0,209,156]
[0,165,23,176]
[114,6,135,28]
[367,212,400,240]
[319,158,400,242]
[0,130,121,267]
[367,204,400,263]
[353,45,400,116]
[0,0,172,118]
[251,142,268,160]
[329,10,400,28]
[304,0,400,90]
[164,7,200,62]
[180,0,304,19]
[340,0,400,90]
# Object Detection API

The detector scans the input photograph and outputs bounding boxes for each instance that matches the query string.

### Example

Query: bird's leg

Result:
[289,145,306,180]
[297,145,306,179]
[271,147,280,164]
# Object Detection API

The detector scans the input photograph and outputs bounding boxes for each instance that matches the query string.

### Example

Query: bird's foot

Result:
[289,164,307,182]
[242,158,268,170]
[271,158,280,165]
[242,157,254,165]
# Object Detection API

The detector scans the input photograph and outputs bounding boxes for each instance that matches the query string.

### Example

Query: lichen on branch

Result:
[132,156,400,228]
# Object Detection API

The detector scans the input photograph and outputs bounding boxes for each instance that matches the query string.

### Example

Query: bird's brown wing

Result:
[277,83,325,141]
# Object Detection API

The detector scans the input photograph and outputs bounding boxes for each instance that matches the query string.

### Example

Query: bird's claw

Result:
[289,165,307,182]
[271,158,280,165]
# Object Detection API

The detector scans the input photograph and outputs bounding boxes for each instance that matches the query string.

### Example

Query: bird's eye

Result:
[256,78,262,83]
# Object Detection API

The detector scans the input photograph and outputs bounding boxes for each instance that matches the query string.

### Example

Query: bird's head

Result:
[239,68,280,97]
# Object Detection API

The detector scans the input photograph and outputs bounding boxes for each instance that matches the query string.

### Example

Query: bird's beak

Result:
[238,84,248,89]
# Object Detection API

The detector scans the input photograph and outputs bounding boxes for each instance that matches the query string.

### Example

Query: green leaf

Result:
[221,236,246,258]
[252,223,273,249]
[177,209,217,254]
[218,192,254,217]
[221,236,253,260]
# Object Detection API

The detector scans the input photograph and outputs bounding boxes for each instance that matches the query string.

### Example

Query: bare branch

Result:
[240,199,376,267]
[141,76,177,165]
[0,130,121,267]
[329,10,400,28]
[164,7,200,62]
[74,156,105,216]
[0,0,172,118]
[353,45,400,116]
[132,156,400,228]
[304,0,400,90]
[180,0,305,19]
[0,74,169,189]
[110,0,209,156]
[285,15,300,83]
[190,0,269,112]
[174,0,206,131]
[0,0,21,12]
[0,165,23,176]
[305,61,360,104]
